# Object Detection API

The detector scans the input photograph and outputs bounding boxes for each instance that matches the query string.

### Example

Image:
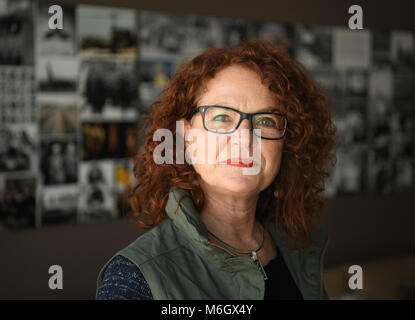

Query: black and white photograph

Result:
[36,55,78,92]
[78,57,138,120]
[0,124,37,172]
[368,66,393,136]
[390,72,414,191]
[332,27,371,70]
[40,138,78,185]
[35,2,77,56]
[344,68,369,98]
[254,21,294,55]
[366,148,394,193]
[295,24,333,69]
[389,115,413,160]
[140,11,252,59]
[139,11,189,59]
[81,122,138,160]
[390,30,414,65]
[77,5,137,58]
[309,66,343,99]
[0,65,36,123]
[327,92,369,196]
[365,61,414,193]
[182,15,224,55]
[336,98,367,145]
[393,63,414,101]
[221,18,251,48]
[78,160,115,223]
[393,156,413,190]
[0,176,36,231]
[41,185,78,225]
[0,0,34,66]
[323,145,368,197]
[372,30,391,66]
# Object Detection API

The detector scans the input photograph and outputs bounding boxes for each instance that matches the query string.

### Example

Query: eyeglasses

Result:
[189,105,288,140]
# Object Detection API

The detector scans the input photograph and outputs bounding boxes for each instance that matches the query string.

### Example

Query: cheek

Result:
[201,132,228,163]
[262,141,283,177]
[192,134,222,174]
[184,129,215,179]
[192,162,210,180]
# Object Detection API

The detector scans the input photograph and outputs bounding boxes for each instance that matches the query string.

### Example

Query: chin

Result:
[215,174,261,195]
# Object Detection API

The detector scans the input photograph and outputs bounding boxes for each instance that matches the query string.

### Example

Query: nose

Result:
[228,119,253,154]
[237,118,251,131]
[236,118,253,142]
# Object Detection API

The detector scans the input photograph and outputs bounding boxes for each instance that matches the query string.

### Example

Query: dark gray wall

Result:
[0,0,414,299]
[0,219,144,299]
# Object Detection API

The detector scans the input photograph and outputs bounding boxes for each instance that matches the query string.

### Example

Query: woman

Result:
[96,39,336,300]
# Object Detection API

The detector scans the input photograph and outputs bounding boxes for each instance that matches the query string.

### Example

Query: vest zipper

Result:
[208,241,267,279]
[251,250,268,280]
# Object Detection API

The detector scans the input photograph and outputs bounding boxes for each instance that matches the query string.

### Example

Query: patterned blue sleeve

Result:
[96,255,154,300]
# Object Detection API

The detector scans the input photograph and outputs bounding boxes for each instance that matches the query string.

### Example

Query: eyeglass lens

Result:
[203,106,285,139]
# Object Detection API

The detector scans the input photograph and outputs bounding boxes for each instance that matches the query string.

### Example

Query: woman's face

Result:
[184,65,284,196]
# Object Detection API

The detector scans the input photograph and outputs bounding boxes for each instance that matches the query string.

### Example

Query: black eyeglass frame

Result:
[189,105,288,140]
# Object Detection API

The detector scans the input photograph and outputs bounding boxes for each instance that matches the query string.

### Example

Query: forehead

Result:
[197,65,277,112]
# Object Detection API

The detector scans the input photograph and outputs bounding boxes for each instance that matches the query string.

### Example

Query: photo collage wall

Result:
[0,0,414,232]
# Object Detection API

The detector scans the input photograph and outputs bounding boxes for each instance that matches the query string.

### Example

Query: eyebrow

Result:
[256,106,281,113]
[208,103,281,113]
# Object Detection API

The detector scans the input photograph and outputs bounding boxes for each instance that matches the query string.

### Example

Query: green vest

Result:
[97,187,330,300]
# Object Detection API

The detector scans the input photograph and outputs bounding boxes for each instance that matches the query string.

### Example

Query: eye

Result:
[256,117,277,128]
[212,114,231,122]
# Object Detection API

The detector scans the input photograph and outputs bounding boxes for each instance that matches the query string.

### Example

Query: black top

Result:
[263,247,304,300]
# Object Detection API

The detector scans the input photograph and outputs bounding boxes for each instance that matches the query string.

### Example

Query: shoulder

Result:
[119,218,188,265]
[96,255,153,300]
[264,217,329,253]
[96,219,191,299]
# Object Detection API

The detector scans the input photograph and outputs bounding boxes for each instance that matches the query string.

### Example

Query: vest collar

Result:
[165,187,211,245]
[164,186,323,253]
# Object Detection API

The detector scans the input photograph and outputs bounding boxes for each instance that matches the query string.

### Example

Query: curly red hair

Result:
[129,39,336,249]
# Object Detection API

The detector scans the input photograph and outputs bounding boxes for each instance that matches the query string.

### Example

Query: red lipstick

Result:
[227,158,254,168]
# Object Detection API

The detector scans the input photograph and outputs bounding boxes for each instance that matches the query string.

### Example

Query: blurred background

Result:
[0,0,414,299]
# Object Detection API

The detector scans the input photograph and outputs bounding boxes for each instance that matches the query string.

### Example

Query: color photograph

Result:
[81,122,138,160]
[77,5,137,58]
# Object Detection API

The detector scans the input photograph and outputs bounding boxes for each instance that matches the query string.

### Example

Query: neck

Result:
[199,181,261,251]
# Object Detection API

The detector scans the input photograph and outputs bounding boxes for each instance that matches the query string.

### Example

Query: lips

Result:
[226,158,254,168]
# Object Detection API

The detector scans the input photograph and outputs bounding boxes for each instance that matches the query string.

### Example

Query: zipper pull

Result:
[251,251,268,280]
